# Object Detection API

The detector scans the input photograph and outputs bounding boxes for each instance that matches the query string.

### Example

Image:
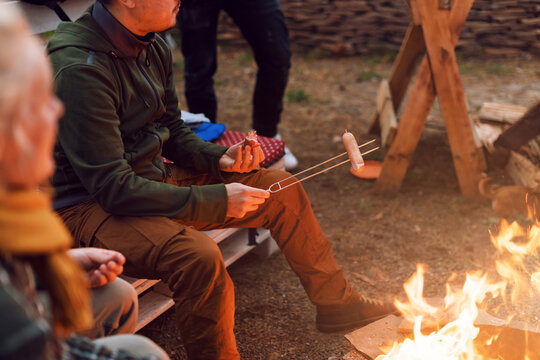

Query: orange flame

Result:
[376,217,539,359]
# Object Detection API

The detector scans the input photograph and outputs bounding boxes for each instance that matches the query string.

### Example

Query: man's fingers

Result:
[246,204,261,213]
[250,147,261,169]
[233,145,243,171]
[248,188,270,199]
[223,144,266,173]
[99,266,118,283]
[111,251,126,265]
[225,183,271,218]
[89,270,107,288]
[99,249,125,266]
[107,260,124,275]
[240,146,252,172]
[249,196,267,205]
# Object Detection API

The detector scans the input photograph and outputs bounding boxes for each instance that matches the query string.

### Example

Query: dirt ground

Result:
[138,45,540,359]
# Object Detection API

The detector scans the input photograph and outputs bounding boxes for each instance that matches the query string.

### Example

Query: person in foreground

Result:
[47,0,397,358]
[0,3,168,359]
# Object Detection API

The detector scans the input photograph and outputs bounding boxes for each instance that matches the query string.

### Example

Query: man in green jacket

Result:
[47,0,396,358]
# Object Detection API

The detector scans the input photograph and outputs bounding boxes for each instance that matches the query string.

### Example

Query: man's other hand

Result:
[68,248,126,288]
[219,142,265,173]
[225,183,270,218]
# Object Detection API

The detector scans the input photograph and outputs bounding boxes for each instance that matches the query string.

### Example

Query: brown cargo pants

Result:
[57,166,356,360]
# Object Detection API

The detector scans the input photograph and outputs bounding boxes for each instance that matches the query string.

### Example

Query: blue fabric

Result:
[192,122,226,141]
[177,0,291,137]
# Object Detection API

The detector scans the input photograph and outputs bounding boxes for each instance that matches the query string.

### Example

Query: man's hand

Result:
[219,142,265,173]
[68,248,125,288]
[225,183,270,218]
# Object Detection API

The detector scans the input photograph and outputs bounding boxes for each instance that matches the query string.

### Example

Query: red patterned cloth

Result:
[162,130,285,168]
[213,130,285,168]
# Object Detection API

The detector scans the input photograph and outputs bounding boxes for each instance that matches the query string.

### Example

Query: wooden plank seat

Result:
[122,227,277,331]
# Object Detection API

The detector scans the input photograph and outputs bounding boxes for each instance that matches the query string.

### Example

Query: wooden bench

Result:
[8,0,283,331]
[125,227,279,331]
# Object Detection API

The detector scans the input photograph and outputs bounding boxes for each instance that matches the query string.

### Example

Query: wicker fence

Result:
[217,0,540,57]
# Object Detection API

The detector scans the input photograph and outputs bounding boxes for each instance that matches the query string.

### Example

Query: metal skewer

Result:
[267,139,379,193]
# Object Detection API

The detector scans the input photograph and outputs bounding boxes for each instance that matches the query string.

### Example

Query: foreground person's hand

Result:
[225,183,270,218]
[68,248,126,288]
[219,142,265,173]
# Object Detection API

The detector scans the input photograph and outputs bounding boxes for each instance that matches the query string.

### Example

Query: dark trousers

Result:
[58,167,355,360]
[177,0,291,138]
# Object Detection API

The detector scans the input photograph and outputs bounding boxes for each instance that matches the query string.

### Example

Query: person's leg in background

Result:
[225,0,298,169]
[177,0,222,123]
[225,0,289,138]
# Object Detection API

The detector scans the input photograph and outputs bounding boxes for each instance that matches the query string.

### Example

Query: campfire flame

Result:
[376,218,540,360]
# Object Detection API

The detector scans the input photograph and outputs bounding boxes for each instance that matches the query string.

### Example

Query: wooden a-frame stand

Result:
[369,0,482,198]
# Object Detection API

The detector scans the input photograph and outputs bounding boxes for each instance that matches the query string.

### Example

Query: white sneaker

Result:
[274,134,299,170]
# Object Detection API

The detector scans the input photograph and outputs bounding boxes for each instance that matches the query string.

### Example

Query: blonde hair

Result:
[0,3,93,334]
[0,2,53,188]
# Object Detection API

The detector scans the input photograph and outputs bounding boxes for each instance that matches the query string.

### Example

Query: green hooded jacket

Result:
[47,5,229,224]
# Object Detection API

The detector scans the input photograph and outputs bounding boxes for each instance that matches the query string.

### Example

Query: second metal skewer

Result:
[267,139,379,193]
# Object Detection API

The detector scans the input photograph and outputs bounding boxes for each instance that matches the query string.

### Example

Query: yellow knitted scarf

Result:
[0,189,93,336]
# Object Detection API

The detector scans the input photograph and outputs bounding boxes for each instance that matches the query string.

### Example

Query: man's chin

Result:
[156,21,176,33]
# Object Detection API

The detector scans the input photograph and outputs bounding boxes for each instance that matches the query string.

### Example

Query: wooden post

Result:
[369,24,425,135]
[374,0,481,198]
[415,0,481,197]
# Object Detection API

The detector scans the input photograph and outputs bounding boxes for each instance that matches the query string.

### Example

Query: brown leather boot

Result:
[316,296,398,333]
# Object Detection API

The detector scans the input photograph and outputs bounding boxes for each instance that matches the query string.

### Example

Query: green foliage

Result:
[357,70,382,82]
[354,198,375,214]
[173,58,184,69]
[286,88,310,103]
[302,47,332,60]
[481,217,501,226]
[237,51,254,65]
[408,168,425,183]
[459,61,515,76]
[359,49,397,66]
[484,63,515,75]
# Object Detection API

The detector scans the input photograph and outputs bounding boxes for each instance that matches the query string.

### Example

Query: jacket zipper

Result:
[142,129,166,180]
[136,54,159,110]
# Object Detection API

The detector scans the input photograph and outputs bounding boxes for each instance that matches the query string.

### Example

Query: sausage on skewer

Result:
[342,130,364,171]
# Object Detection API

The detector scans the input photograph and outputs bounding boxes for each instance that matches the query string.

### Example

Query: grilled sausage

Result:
[342,130,364,171]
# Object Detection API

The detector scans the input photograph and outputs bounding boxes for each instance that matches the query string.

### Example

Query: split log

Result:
[505,151,540,189]
[478,102,528,124]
